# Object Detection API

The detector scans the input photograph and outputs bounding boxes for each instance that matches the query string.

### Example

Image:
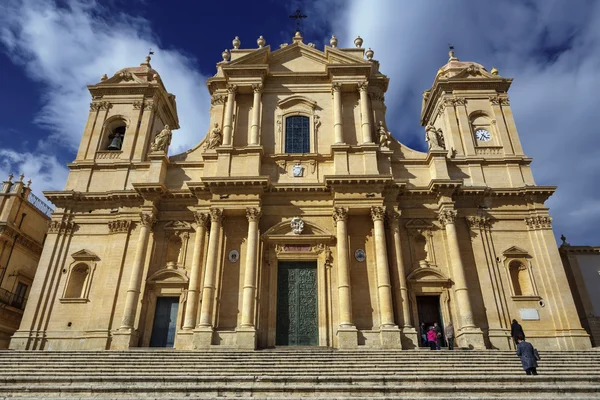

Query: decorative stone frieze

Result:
[47,220,77,235]
[465,216,492,230]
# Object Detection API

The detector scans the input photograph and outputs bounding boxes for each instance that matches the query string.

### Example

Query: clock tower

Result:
[420,49,534,187]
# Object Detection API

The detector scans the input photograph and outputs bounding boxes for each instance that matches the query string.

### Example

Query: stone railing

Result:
[0,287,27,311]
[28,192,54,218]
[95,151,122,160]
[475,146,504,156]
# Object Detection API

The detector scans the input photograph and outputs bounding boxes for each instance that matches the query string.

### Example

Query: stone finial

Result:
[232,36,241,49]
[257,35,266,48]
[7,174,13,182]
[354,35,363,48]
[27,179,32,188]
[560,234,570,246]
[222,49,231,62]
[330,35,338,48]
[491,67,499,75]
[365,47,374,60]
[101,74,108,81]
[18,173,24,182]
[292,31,303,44]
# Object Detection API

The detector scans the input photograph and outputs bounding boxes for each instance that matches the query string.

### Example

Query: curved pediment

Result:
[147,267,189,283]
[407,267,450,284]
[263,218,333,237]
[277,95,317,111]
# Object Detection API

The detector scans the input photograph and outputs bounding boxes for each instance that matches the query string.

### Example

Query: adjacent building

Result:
[10,32,591,351]
[0,175,52,348]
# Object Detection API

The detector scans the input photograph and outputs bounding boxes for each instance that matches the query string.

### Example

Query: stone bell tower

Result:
[420,48,534,187]
[67,56,180,192]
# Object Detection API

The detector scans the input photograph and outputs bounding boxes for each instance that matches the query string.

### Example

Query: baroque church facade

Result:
[10,32,591,351]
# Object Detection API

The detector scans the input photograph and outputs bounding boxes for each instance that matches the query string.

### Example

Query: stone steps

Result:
[0,350,599,399]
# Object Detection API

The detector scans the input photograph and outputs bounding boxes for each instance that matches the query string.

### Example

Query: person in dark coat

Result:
[516,335,538,375]
[511,319,525,346]
[420,322,427,347]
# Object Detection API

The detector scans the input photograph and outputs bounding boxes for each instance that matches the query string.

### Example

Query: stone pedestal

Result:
[176,330,193,350]
[147,152,169,183]
[192,327,215,349]
[456,327,486,350]
[110,329,138,350]
[379,326,402,349]
[337,327,358,349]
[236,328,257,350]
[400,327,420,349]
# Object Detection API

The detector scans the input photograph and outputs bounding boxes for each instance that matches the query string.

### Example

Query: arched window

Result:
[102,118,127,151]
[64,264,89,298]
[509,261,533,296]
[285,116,310,153]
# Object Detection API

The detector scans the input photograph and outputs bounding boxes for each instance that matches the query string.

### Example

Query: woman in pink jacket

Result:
[427,326,438,350]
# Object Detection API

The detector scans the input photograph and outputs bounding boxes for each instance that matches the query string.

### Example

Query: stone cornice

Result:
[560,246,600,254]
[43,190,142,208]
[0,223,44,255]
[324,174,393,186]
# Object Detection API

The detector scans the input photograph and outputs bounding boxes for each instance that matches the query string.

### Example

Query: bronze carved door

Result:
[276,261,318,346]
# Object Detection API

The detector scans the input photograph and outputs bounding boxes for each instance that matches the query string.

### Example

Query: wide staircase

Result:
[1,349,600,399]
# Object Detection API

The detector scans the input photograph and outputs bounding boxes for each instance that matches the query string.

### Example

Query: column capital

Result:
[251,83,263,94]
[331,82,342,94]
[357,81,369,92]
[209,208,224,223]
[332,206,348,223]
[385,210,401,230]
[139,212,156,228]
[370,206,386,221]
[438,209,457,227]
[227,84,238,95]
[193,212,210,228]
[246,207,262,222]
[466,216,492,230]
[108,220,132,234]
[525,215,552,230]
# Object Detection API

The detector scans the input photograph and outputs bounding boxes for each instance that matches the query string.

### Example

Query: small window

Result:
[285,116,310,153]
[11,282,28,309]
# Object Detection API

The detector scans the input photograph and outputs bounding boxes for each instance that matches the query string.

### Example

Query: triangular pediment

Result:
[405,219,434,229]
[227,47,270,66]
[325,47,370,65]
[502,246,530,257]
[269,44,327,73]
[164,220,193,230]
[71,249,99,261]
[100,70,145,85]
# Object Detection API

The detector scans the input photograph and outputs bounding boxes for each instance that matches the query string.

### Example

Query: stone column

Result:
[182,212,209,330]
[387,211,411,328]
[371,206,395,326]
[438,209,474,328]
[120,212,155,329]
[222,84,237,146]
[333,207,352,326]
[197,208,223,329]
[249,84,262,145]
[358,81,373,143]
[241,208,261,327]
[332,83,344,144]
[333,207,358,348]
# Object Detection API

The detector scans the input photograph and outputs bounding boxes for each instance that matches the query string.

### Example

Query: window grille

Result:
[285,116,310,153]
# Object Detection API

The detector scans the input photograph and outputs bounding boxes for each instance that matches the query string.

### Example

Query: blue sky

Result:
[0,0,599,245]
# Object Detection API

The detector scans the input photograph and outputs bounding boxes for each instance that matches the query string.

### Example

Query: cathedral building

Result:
[10,32,591,351]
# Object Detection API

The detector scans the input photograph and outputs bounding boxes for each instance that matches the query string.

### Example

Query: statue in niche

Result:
[150,125,172,152]
[425,124,443,150]
[413,234,430,268]
[376,121,391,148]
[204,123,222,150]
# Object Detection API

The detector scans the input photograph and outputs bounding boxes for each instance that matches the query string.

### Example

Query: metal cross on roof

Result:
[289,9,307,32]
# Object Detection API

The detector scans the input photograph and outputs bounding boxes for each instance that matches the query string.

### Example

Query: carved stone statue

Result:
[377,121,391,148]
[150,125,172,152]
[205,123,222,150]
[425,124,443,150]
[437,128,446,150]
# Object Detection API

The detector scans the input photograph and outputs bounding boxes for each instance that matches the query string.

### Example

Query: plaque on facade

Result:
[290,217,304,234]
[355,249,366,262]
[292,163,304,177]
[228,250,240,263]
[519,308,540,321]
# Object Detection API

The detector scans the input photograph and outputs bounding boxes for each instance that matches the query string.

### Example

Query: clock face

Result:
[475,128,492,142]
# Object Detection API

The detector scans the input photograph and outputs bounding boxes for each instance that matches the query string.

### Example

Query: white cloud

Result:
[0,0,211,157]
[327,0,600,245]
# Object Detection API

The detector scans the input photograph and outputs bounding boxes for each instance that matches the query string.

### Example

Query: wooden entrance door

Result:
[149,297,179,347]
[276,261,318,346]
